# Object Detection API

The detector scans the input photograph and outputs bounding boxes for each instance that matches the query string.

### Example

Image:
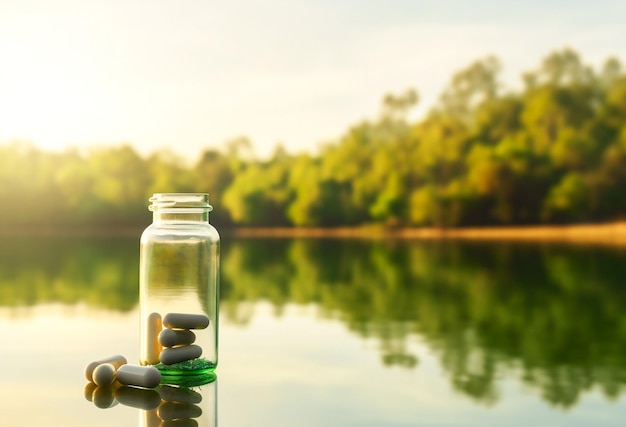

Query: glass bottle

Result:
[139,193,220,380]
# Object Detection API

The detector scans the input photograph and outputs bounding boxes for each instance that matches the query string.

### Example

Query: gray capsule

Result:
[117,365,162,389]
[85,354,127,382]
[159,329,196,347]
[163,313,209,330]
[92,363,116,386]
[160,345,202,365]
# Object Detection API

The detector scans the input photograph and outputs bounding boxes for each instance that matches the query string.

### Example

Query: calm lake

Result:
[0,235,625,426]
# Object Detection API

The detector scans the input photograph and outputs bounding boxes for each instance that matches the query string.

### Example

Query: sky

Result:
[1,0,625,160]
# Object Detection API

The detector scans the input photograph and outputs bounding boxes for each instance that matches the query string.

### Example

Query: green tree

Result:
[86,144,151,225]
[222,146,292,226]
[194,149,235,225]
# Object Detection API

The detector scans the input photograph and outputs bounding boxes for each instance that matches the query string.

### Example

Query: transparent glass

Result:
[139,193,220,380]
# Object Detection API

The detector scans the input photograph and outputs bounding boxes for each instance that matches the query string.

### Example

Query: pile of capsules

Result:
[85,361,207,425]
[84,354,212,425]
[85,355,161,389]
[147,312,210,365]
[84,313,211,390]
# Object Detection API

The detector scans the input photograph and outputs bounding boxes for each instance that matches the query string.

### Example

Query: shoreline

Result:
[3,222,626,246]
[229,222,626,246]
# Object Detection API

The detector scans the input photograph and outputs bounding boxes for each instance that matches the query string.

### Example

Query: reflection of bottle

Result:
[139,193,220,378]
[140,375,218,427]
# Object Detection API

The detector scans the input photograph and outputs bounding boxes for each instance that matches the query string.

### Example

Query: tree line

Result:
[2,47,626,229]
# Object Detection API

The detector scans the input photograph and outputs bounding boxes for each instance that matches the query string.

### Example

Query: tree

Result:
[437,55,502,123]
[194,149,235,225]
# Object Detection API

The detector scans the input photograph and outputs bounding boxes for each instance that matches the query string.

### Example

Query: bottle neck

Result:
[152,209,209,224]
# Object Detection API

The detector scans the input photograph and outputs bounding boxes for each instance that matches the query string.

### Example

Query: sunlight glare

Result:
[0,41,116,151]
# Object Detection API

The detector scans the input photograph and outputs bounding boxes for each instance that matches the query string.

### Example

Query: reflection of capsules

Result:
[85,372,216,427]
[155,384,204,427]
[156,381,215,427]
[158,401,202,421]
[160,419,199,427]
[158,385,202,404]
[86,383,163,412]
[115,386,162,410]
[91,384,120,409]
[84,382,97,402]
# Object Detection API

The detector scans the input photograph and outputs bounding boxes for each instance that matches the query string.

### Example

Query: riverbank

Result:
[229,222,626,246]
[3,222,626,246]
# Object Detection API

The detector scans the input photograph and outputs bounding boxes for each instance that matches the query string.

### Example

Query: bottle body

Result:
[139,193,220,378]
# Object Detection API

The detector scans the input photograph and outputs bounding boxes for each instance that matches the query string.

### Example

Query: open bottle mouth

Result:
[149,193,213,212]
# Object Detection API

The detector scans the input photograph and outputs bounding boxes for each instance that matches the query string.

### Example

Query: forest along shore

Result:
[229,222,626,246]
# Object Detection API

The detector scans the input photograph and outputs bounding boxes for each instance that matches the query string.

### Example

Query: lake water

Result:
[0,235,625,426]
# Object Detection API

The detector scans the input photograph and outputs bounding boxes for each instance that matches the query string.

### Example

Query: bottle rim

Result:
[149,193,213,212]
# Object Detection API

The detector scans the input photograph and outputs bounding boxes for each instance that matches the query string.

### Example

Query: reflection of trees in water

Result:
[220,238,626,408]
[2,236,626,407]
[0,236,139,311]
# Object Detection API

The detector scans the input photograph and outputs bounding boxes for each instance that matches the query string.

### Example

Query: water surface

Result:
[0,236,625,426]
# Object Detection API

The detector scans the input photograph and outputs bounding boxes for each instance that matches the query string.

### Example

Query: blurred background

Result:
[2,0,626,231]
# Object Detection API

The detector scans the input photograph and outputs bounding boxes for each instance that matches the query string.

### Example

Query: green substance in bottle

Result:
[156,358,216,386]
